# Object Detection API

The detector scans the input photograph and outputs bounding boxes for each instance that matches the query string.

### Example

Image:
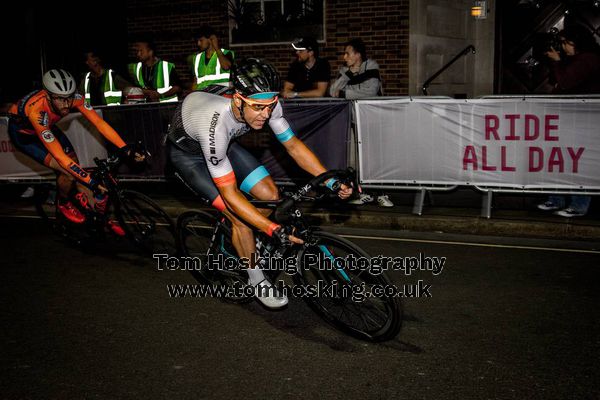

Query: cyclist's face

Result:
[49,94,74,116]
[234,95,277,129]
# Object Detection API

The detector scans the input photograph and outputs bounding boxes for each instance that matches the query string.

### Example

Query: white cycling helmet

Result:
[123,86,146,104]
[43,69,77,96]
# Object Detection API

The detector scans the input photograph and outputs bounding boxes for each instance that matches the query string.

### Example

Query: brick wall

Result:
[126,0,409,95]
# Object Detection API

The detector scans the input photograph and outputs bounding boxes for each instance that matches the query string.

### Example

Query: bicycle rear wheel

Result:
[114,190,177,255]
[177,210,252,303]
[33,183,56,222]
[294,231,403,342]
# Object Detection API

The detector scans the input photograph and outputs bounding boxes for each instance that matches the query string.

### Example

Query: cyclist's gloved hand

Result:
[269,224,304,246]
[271,225,291,247]
[131,150,146,163]
[118,144,146,164]
[325,177,352,199]
[89,175,107,195]
[337,183,353,199]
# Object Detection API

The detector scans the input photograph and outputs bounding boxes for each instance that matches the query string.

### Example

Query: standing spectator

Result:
[189,26,234,91]
[537,24,600,217]
[546,24,600,94]
[281,37,330,99]
[79,51,131,107]
[331,38,393,207]
[128,38,181,103]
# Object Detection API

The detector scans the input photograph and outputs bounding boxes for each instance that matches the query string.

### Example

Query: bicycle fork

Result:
[317,244,352,283]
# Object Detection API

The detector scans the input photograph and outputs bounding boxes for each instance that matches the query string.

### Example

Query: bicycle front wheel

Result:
[294,231,403,342]
[114,190,177,255]
[177,210,252,304]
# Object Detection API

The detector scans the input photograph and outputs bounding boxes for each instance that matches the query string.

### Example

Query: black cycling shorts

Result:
[168,141,270,210]
[8,121,77,167]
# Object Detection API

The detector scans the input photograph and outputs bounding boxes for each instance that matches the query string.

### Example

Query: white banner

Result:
[356,98,600,190]
[0,112,108,181]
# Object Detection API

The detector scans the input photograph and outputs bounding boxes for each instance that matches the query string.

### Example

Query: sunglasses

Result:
[236,94,278,112]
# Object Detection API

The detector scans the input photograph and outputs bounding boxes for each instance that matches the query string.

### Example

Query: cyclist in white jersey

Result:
[167,58,352,308]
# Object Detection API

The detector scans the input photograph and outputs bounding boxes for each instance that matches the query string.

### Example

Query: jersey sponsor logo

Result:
[38,111,49,127]
[84,102,93,110]
[74,93,83,100]
[41,130,55,143]
[209,156,223,166]
[69,164,89,178]
[208,111,220,155]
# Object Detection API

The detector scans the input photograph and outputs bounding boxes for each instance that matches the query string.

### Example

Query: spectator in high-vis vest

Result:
[128,38,181,103]
[79,51,131,107]
[188,26,234,91]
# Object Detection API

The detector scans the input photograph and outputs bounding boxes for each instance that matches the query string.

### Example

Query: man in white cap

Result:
[281,37,330,99]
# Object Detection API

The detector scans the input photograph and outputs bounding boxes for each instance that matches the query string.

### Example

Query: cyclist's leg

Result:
[169,142,255,259]
[9,122,72,198]
[168,142,226,210]
[228,143,287,306]
[44,127,97,210]
[8,122,83,222]
[169,142,286,307]
[54,134,81,197]
[229,143,279,218]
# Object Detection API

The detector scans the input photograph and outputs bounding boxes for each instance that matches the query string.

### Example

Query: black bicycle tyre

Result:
[33,184,55,222]
[177,210,252,304]
[114,190,177,255]
[293,231,403,342]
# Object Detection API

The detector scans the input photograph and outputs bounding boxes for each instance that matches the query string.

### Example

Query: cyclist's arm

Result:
[269,107,352,197]
[75,101,127,149]
[28,112,96,187]
[269,104,327,176]
[217,180,278,235]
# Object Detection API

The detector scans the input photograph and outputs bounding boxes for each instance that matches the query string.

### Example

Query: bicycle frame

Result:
[206,168,358,278]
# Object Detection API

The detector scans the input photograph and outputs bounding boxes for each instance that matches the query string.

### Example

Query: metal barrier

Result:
[354,96,600,216]
[1,98,350,184]
[3,96,598,218]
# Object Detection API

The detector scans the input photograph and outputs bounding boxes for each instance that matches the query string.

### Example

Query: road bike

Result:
[34,155,177,255]
[176,169,403,342]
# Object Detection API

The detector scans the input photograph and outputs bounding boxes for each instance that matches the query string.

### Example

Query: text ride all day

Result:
[462,114,585,173]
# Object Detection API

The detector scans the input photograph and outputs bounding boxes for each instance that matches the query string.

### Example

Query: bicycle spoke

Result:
[116,191,176,254]
[295,231,402,341]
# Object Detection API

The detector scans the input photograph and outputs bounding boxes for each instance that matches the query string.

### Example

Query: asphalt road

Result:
[1,218,599,400]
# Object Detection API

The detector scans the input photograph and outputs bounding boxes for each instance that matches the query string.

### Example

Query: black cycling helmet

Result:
[231,58,281,99]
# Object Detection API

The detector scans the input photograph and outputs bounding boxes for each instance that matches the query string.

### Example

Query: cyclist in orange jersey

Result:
[8,69,142,230]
